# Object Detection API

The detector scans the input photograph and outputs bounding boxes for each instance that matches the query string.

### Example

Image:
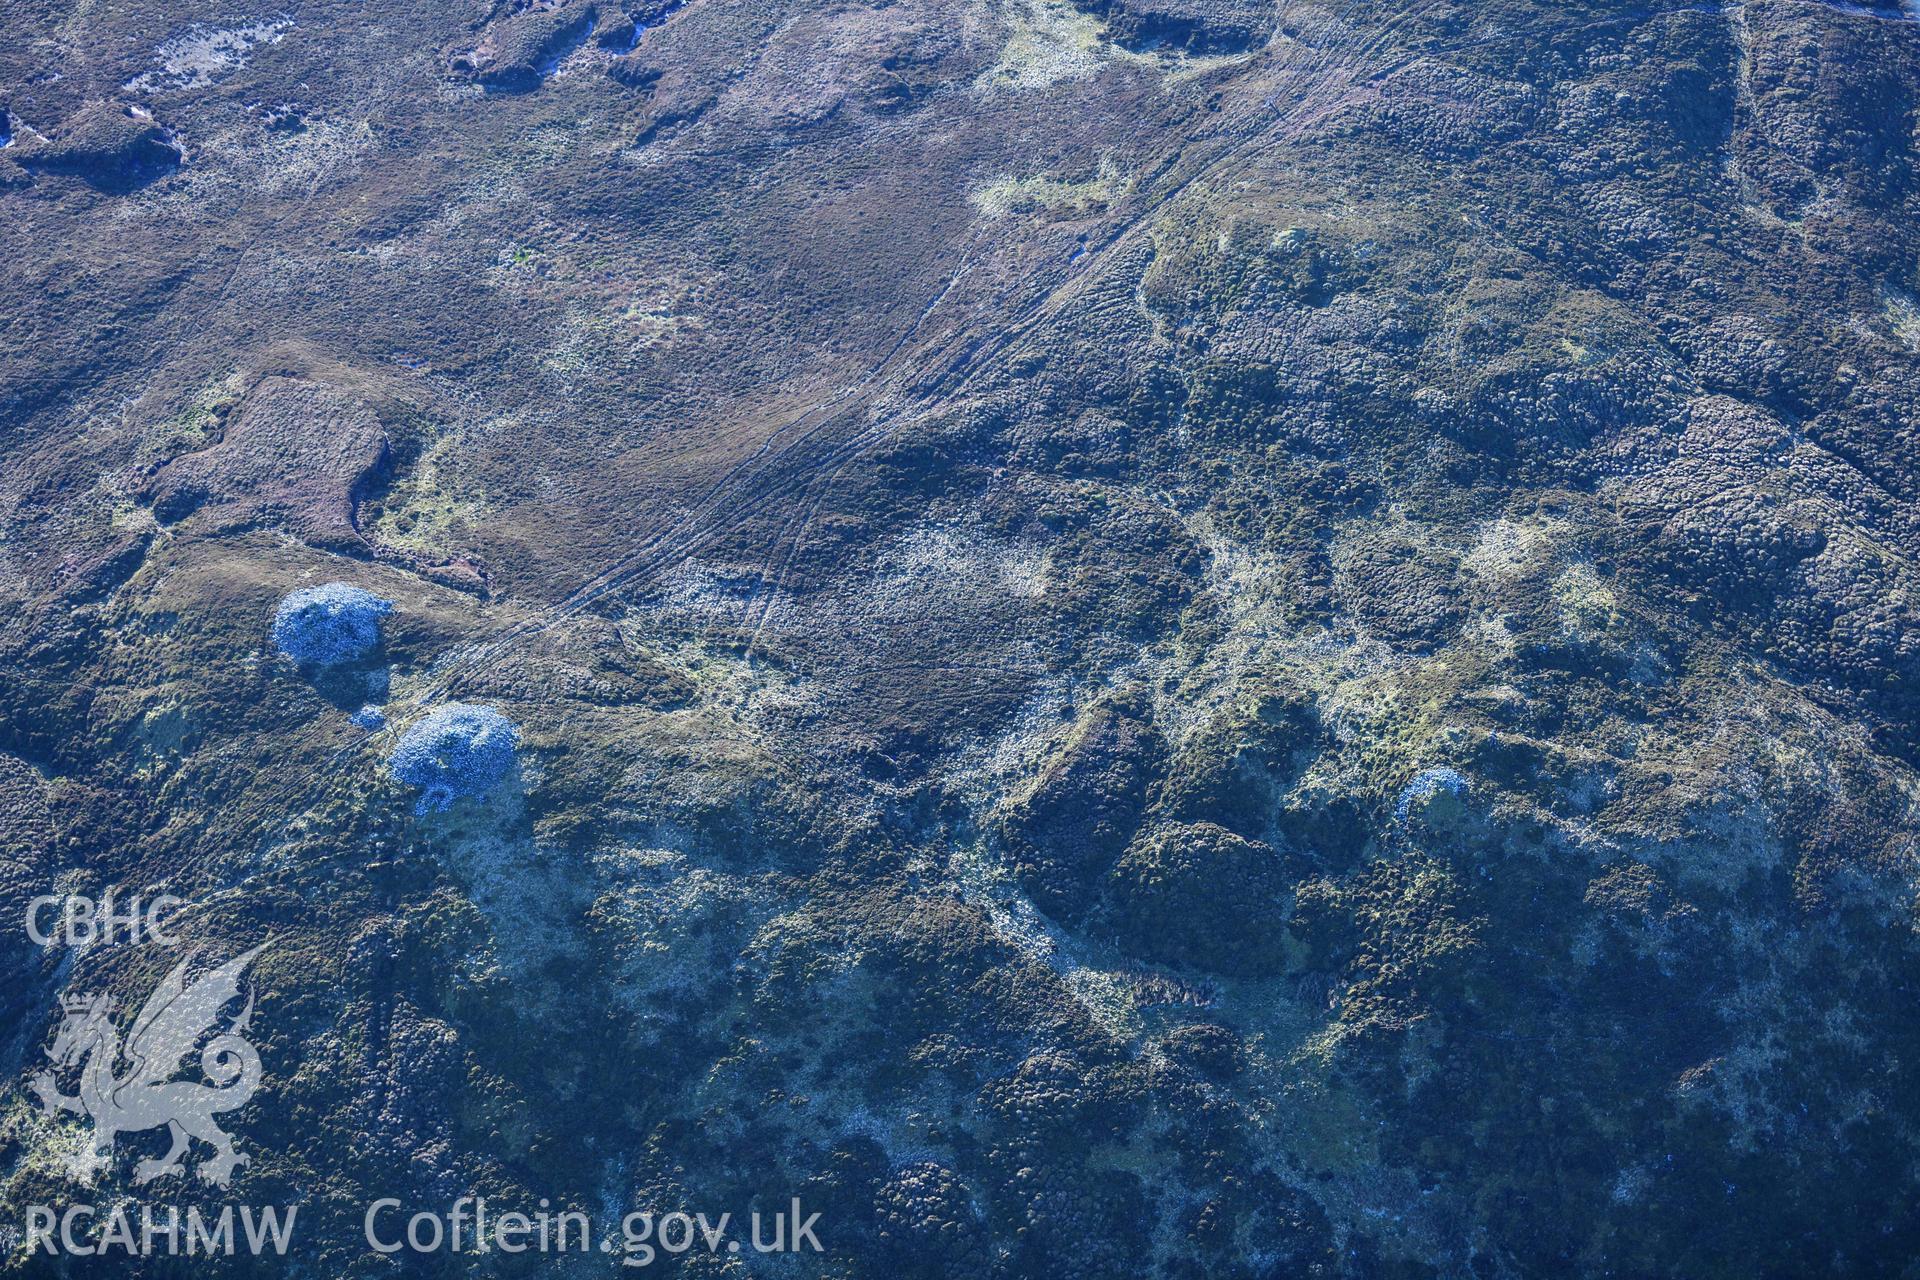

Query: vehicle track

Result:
[173,0,1904,894]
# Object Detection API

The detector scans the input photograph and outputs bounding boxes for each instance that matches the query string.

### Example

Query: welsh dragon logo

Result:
[29,945,265,1187]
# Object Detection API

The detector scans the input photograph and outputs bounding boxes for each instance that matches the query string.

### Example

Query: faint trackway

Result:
[410,0,1413,681]
[164,0,1432,889]
[734,0,1920,648]
[168,0,1918,894]
[404,0,1920,694]
[732,0,1624,645]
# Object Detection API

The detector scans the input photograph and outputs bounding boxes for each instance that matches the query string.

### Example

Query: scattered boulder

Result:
[261,106,307,135]
[272,583,394,667]
[388,704,520,813]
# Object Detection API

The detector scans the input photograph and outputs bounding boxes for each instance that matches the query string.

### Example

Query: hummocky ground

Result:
[4,0,1920,1275]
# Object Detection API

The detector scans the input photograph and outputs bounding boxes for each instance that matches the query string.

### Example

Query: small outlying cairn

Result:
[1395,766,1469,822]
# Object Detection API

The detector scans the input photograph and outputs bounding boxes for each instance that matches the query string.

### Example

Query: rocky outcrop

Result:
[449,3,598,91]
[19,101,180,190]
[145,377,388,552]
